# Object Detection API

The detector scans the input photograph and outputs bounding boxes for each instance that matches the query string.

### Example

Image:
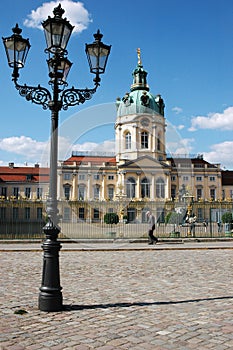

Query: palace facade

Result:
[0,53,233,227]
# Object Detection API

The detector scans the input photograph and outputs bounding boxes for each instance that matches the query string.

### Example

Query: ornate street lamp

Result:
[2,4,111,312]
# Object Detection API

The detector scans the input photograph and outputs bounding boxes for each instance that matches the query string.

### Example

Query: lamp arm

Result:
[61,84,98,110]
[13,78,52,110]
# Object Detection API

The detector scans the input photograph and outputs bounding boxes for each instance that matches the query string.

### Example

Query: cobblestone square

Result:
[0,243,233,349]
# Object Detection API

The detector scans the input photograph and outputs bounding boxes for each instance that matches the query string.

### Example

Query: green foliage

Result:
[221,212,233,223]
[104,212,119,225]
[165,212,180,225]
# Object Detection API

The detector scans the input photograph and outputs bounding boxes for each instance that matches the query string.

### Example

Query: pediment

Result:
[119,155,170,171]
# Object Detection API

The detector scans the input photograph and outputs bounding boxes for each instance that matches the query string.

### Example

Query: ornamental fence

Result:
[0,200,232,240]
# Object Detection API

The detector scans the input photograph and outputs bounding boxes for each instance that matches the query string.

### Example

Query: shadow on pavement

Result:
[64,295,233,311]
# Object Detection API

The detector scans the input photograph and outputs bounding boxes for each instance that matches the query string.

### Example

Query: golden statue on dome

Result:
[137,48,142,65]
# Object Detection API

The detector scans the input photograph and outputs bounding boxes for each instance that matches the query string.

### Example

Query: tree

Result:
[104,212,119,225]
[221,212,232,224]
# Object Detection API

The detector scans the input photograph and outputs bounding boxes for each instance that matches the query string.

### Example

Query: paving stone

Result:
[0,244,233,349]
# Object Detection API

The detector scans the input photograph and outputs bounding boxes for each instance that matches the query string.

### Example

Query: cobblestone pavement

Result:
[0,243,233,349]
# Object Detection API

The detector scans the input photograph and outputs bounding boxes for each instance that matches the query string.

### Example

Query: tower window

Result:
[125,132,131,149]
[141,131,148,149]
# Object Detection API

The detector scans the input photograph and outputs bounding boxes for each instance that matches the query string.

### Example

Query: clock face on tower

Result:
[140,117,150,127]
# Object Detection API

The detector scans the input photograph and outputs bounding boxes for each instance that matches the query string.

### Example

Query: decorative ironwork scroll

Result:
[61,86,97,110]
[15,82,51,110]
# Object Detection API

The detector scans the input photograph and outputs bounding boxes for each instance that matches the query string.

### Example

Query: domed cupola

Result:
[116,48,165,117]
[115,49,167,163]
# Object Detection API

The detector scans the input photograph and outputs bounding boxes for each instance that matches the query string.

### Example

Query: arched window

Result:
[63,185,71,200]
[156,178,165,198]
[93,185,100,199]
[78,184,85,200]
[126,177,136,198]
[157,133,161,151]
[125,132,131,149]
[141,177,150,198]
[141,131,148,149]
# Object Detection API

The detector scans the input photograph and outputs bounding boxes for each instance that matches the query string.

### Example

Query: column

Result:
[136,172,141,199]
[151,173,155,200]
[87,173,92,200]
[72,172,77,200]
[101,173,106,200]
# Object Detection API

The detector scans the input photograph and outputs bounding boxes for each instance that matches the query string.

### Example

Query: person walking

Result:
[146,211,158,245]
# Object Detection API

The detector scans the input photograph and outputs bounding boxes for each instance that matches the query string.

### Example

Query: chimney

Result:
[9,162,14,169]
[35,163,40,168]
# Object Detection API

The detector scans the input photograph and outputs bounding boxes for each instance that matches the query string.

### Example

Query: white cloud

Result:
[203,141,233,169]
[166,138,194,156]
[72,140,115,153]
[189,106,233,131]
[172,106,183,114]
[0,136,47,159]
[24,0,92,33]
[0,136,115,166]
[176,124,185,130]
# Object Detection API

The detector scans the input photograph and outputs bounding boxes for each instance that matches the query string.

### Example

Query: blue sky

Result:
[0,0,233,169]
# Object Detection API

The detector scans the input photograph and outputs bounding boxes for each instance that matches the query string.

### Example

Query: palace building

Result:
[0,51,233,227]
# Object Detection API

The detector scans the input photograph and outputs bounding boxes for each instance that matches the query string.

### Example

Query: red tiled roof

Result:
[0,166,49,183]
[64,156,117,165]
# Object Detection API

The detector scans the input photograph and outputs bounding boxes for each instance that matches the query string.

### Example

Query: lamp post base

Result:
[38,290,63,312]
[38,223,63,312]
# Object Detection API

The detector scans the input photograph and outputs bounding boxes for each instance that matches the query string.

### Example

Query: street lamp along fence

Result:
[2,4,111,312]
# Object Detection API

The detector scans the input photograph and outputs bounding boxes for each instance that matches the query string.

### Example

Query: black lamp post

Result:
[2,4,111,312]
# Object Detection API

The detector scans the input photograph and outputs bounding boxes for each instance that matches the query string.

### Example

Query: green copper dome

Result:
[116,50,165,117]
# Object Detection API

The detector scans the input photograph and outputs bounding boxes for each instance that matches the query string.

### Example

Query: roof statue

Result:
[137,48,142,65]
[116,49,165,116]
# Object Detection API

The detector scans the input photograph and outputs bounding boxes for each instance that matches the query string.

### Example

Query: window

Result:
[26,174,32,181]
[13,187,19,199]
[13,207,19,220]
[209,176,215,181]
[93,208,100,220]
[25,207,30,220]
[156,178,165,198]
[37,207,43,220]
[78,185,85,200]
[93,174,100,180]
[37,187,43,199]
[64,186,70,200]
[197,207,203,221]
[183,176,189,181]
[125,132,131,149]
[171,186,176,200]
[63,207,70,221]
[108,175,114,180]
[171,176,176,181]
[93,185,100,199]
[79,207,85,220]
[64,173,71,180]
[230,190,233,199]
[141,178,150,198]
[78,174,85,180]
[126,177,136,198]
[0,187,7,198]
[141,131,148,149]
[108,186,114,200]
[196,176,202,181]
[197,188,202,200]
[210,188,216,200]
[157,135,161,151]
[25,187,31,199]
